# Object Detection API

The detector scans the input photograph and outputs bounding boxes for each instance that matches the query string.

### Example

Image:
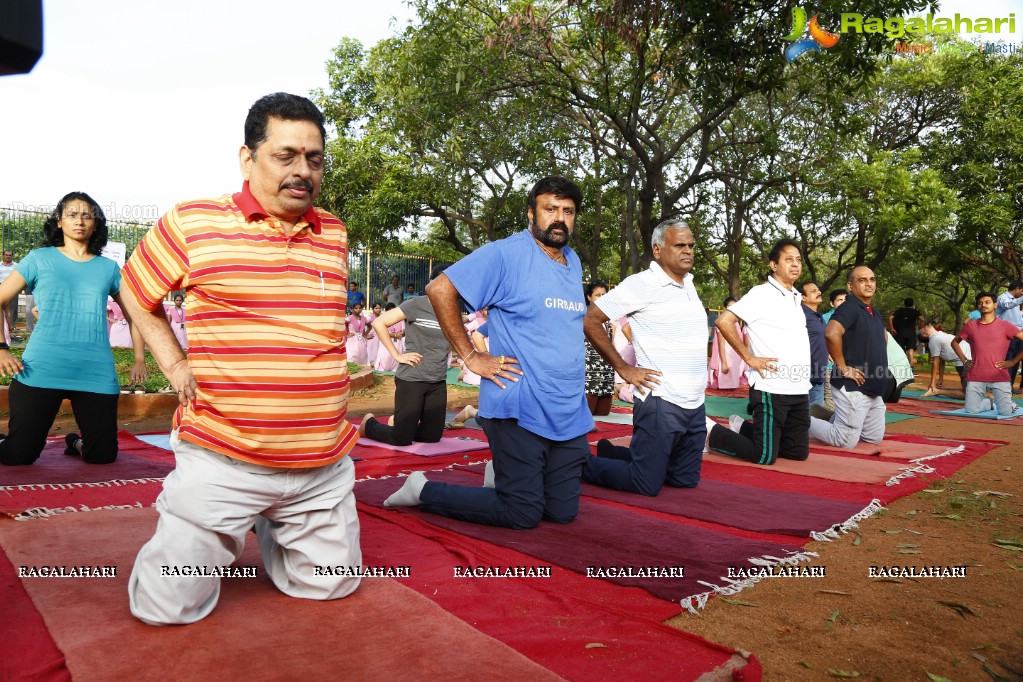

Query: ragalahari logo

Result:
[783,7,840,62]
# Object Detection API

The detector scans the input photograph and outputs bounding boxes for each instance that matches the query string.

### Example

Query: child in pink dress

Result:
[346,303,369,365]
[707,297,749,389]
[373,303,406,372]
[165,294,187,349]
[363,303,383,364]
[107,298,133,348]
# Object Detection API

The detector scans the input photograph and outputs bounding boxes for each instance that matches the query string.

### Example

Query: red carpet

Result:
[0,509,566,682]
[0,432,173,519]
[357,471,807,604]
[0,433,173,487]
[579,477,869,538]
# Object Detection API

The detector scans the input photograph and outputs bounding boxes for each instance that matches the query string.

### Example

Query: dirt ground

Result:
[49,373,1023,681]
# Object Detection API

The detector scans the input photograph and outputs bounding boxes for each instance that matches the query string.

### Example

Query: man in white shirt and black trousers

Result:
[707,238,812,465]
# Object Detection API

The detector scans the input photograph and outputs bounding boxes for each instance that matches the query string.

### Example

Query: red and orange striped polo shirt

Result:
[122,183,358,467]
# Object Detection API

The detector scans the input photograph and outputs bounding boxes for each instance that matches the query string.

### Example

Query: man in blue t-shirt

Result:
[383,176,592,529]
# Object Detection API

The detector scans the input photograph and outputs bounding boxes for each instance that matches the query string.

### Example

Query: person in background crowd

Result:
[996,280,1023,393]
[166,294,187,349]
[583,280,616,416]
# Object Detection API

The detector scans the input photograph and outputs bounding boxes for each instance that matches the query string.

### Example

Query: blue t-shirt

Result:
[444,229,591,440]
[15,247,122,394]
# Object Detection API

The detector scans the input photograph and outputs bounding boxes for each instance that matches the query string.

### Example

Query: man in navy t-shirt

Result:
[383,176,592,529]
[809,266,888,448]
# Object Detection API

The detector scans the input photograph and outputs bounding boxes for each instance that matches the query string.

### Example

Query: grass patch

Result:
[3,345,363,393]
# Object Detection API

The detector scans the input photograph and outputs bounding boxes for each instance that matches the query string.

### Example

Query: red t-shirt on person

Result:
[958,318,1020,383]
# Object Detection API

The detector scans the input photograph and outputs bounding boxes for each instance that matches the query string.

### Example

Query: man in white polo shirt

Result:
[707,238,811,465]
[582,220,709,495]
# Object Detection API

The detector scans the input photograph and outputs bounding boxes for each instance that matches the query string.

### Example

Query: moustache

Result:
[282,180,314,192]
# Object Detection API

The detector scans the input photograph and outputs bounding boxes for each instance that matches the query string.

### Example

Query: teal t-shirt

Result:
[15,247,122,394]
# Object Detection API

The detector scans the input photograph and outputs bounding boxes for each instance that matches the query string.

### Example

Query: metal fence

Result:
[0,207,152,261]
[1,207,451,302]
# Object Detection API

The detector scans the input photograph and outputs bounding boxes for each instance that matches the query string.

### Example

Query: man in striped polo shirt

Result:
[707,239,812,465]
[583,220,709,495]
[121,93,362,625]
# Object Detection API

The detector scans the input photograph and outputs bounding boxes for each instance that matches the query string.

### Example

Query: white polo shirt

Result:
[595,262,707,409]
[728,276,811,395]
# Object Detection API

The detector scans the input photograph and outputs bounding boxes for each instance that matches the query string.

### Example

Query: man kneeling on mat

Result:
[382,176,592,529]
[583,220,709,496]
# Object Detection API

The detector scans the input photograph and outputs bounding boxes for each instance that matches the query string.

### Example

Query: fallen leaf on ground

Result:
[827,669,860,678]
[972,490,1012,498]
[925,672,954,682]
[817,590,853,596]
[938,600,978,618]
[720,598,758,607]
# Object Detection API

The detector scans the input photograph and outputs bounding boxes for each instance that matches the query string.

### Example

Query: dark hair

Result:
[526,176,583,213]
[768,238,801,264]
[722,296,737,307]
[385,302,396,311]
[585,280,608,303]
[903,297,914,307]
[173,294,184,302]
[1010,280,1023,291]
[829,289,847,304]
[42,191,108,255]
[799,282,817,297]
[429,264,449,281]
[244,93,326,153]
[976,291,997,306]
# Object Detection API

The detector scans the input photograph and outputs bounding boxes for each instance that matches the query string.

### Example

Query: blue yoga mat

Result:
[932,407,1023,420]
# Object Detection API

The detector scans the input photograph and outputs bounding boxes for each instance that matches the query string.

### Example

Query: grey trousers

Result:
[809,385,885,449]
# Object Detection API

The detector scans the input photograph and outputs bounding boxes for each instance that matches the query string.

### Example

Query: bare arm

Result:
[717,310,777,374]
[951,336,972,369]
[470,330,488,353]
[425,274,519,388]
[119,286,195,406]
[825,319,864,386]
[585,305,660,392]
[0,271,26,375]
[371,306,421,367]
[996,331,1023,369]
[113,292,149,385]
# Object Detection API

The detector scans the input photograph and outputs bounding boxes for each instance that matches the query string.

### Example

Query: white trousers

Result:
[129,432,361,625]
[809,385,885,449]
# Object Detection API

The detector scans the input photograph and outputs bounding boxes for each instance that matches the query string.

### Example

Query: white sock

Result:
[383,471,428,507]
[483,460,495,488]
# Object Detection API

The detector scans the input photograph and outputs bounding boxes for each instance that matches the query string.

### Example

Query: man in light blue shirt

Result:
[996,280,1023,390]
[582,220,708,496]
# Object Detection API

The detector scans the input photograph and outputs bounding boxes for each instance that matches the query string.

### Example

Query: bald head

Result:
[846,266,877,304]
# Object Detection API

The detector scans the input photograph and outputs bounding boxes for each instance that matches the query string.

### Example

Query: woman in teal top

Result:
[0,191,146,466]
